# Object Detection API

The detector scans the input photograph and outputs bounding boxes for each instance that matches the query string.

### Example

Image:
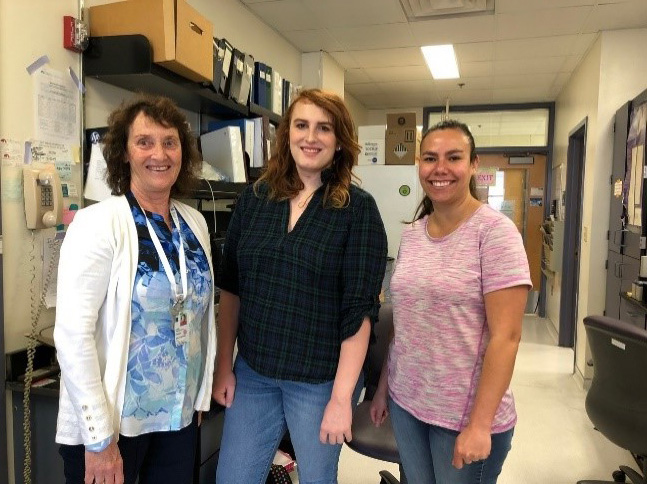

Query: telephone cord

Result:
[23,232,59,484]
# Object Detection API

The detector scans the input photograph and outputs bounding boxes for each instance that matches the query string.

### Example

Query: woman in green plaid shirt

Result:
[213,89,388,484]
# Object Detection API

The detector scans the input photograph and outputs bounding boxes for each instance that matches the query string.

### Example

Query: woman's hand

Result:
[212,366,236,408]
[369,388,389,427]
[451,425,491,469]
[84,440,123,484]
[320,398,352,445]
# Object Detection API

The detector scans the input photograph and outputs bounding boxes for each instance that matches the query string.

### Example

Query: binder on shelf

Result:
[265,65,273,111]
[271,69,283,116]
[226,48,245,102]
[253,62,264,106]
[218,38,234,95]
[207,118,255,169]
[206,37,225,92]
[282,79,291,115]
[237,53,254,106]
[200,126,247,183]
[251,117,264,168]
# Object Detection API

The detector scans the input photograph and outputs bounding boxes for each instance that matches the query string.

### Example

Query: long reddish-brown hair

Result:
[254,89,360,208]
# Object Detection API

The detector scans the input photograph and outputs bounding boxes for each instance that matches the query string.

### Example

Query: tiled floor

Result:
[322,314,633,483]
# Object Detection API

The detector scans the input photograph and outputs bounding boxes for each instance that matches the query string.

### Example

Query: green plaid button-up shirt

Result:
[217,178,387,383]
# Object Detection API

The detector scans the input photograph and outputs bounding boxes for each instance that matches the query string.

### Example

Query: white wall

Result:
[552,28,647,381]
[1,1,83,481]
[344,92,368,128]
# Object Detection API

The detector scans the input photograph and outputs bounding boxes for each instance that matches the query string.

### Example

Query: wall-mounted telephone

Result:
[23,165,63,229]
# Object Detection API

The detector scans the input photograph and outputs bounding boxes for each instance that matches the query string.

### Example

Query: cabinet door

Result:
[619,297,647,330]
[620,254,641,296]
[610,102,630,253]
[605,249,622,319]
[623,226,642,260]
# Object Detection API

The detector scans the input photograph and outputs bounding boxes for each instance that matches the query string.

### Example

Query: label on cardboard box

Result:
[385,113,418,165]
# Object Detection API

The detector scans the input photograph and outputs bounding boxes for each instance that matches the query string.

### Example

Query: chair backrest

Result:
[584,315,647,456]
[364,303,393,400]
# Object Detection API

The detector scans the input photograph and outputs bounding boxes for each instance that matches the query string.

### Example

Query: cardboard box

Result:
[385,113,419,165]
[357,125,385,165]
[89,0,213,83]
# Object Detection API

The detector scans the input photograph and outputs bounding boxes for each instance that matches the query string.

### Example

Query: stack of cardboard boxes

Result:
[89,0,214,83]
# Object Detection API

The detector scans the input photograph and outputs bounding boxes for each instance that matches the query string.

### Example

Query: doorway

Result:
[559,119,587,348]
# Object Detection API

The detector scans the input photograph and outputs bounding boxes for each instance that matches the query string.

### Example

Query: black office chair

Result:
[577,315,647,484]
[346,303,407,484]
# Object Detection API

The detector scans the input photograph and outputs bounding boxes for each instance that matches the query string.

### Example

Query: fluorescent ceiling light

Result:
[421,44,460,80]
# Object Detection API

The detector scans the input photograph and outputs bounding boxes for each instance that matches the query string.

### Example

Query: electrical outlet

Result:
[63,15,88,53]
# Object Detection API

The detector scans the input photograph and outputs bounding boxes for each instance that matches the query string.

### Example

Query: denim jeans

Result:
[215,356,363,484]
[388,398,514,484]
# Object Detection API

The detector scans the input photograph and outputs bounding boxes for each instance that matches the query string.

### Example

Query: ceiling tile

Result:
[438,89,495,106]
[344,68,373,84]
[493,73,556,89]
[560,55,584,72]
[434,76,495,90]
[492,87,552,103]
[376,79,436,96]
[459,61,494,78]
[329,23,417,50]
[582,0,647,33]
[364,65,431,83]
[409,14,496,45]
[302,0,407,28]
[495,6,592,40]
[348,48,425,68]
[345,82,385,96]
[280,29,344,52]
[454,42,495,62]
[496,0,596,14]
[327,51,360,69]
[245,0,319,31]
[494,57,567,76]
[494,35,581,60]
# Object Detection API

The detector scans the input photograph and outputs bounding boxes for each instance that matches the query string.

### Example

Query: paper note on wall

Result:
[34,67,80,146]
[84,143,112,201]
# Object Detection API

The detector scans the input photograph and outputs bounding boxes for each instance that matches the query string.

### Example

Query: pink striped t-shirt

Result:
[388,204,531,433]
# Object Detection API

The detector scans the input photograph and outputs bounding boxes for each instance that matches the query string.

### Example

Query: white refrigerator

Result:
[354,164,422,259]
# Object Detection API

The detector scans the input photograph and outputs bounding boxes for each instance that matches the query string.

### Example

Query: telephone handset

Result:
[23,165,63,229]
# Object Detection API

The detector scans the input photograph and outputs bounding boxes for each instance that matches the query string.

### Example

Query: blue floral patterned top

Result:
[120,191,212,436]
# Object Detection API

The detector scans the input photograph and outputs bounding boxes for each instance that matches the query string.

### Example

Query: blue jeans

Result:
[215,356,363,484]
[388,398,513,484]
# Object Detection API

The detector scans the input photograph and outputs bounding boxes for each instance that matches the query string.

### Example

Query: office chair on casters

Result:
[346,303,407,484]
[577,315,647,484]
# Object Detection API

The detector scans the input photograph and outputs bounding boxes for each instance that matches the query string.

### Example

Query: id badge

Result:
[174,310,189,346]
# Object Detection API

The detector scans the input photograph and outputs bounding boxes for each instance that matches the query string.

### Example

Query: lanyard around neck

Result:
[142,204,187,306]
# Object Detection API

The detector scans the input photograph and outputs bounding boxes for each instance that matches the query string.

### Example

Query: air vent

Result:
[399,0,494,21]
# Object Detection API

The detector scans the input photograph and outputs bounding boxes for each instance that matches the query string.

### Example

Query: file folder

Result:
[237,53,254,106]
[226,48,245,102]
[218,38,234,95]
[265,65,273,111]
[271,69,283,116]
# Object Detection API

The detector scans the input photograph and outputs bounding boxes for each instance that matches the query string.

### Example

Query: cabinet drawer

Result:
[619,297,647,330]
